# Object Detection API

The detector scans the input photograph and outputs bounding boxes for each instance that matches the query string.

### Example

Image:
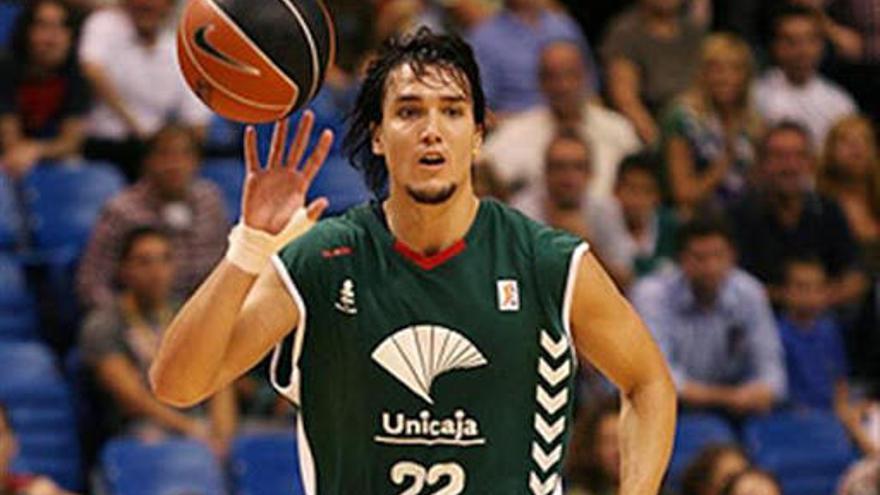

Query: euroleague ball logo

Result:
[193,24,261,76]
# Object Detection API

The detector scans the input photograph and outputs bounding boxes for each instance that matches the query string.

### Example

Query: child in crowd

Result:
[778,257,878,454]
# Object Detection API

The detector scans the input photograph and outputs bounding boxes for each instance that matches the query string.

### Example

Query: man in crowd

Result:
[631,217,787,416]
[77,124,228,309]
[728,121,866,307]
[482,39,641,198]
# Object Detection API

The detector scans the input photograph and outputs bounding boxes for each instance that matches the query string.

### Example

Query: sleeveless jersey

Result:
[271,199,589,495]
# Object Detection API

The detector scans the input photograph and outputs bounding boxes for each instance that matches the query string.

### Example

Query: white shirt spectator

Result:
[482,102,641,199]
[755,68,858,147]
[79,8,210,140]
[510,184,633,271]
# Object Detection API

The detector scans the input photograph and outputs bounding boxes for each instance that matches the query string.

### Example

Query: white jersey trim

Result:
[269,254,308,407]
[562,242,589,362]
[270,254,317,494]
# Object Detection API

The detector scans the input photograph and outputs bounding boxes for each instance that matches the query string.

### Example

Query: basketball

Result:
[176,0,336,123]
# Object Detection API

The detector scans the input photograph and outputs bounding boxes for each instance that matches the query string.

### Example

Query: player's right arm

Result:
[150,114,333,408]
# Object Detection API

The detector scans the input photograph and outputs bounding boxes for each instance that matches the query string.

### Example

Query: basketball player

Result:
[151,29,675,494]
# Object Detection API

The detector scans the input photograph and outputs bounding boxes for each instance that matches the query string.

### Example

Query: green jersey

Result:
[271,199,588,495]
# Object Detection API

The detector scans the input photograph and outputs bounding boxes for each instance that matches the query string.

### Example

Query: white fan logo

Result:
[372,325,488,404]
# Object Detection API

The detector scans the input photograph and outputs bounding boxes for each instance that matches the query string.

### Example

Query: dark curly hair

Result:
[343,27,487,198]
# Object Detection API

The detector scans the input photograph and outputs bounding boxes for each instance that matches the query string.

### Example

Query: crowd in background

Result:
[3,0,880,493]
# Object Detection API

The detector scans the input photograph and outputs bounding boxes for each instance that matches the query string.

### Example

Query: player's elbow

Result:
[149,363,206,408]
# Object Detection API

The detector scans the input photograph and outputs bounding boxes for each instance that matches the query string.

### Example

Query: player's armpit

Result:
[209,262,301,392]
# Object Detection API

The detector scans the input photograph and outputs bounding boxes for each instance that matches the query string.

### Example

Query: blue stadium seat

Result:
[101,437,226,495]
[0,341,82,490]
[200,158,244,223]
[0,172,25,251]
[667,413,736,488]
[308,154,371,216]
[0,2,22,49]
[744,410,858,495]
[231,432,304,495]
[22,162,124,254]
[0,254,37,341]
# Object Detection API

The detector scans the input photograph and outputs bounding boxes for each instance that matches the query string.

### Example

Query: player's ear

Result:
[371,123,385,156]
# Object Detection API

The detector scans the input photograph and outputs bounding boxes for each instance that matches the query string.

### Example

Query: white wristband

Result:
[225,208,314,274]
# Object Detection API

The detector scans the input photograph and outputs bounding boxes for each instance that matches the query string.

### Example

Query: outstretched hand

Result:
[241,111,334,235]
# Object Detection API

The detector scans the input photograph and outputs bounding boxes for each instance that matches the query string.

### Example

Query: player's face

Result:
[373,64,483,205]
[120,235,174,306]
[680,235,734,299]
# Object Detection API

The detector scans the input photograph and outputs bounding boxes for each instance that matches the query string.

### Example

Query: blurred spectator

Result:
[481,40,641,198]
[613,153,678,278]
[838,457,880,495]
[78,0,210,181]
[510,129,633,286]
[729,122,867,307]
[77,125,227,310]
[719,468,783,495]
[819,115,880,275]
[755,4,857,146]
[631,216,786,416]
[0,404,76,495]
[825,0,880,124]
[662,33,763,213]
[0,0,89,178]
[680,444,750,495]
[565,396,620,495]
[79,227,236,454]
[468,0,594,116]
[777,256,877,454]
[601,0,704,145]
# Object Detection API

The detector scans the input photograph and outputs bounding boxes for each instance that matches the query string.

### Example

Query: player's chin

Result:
[405,181,458,205]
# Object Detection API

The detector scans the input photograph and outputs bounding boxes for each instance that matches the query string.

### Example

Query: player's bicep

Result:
[569,253,671,395]
[212,263,299,389]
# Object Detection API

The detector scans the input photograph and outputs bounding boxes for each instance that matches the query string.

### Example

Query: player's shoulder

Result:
[278,203,374,260]
[481,199,585,256]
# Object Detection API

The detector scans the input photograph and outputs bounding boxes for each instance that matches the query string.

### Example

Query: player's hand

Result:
[241,111,333,235]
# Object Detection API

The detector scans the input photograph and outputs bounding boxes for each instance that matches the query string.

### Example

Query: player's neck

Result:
[384,189,480,256]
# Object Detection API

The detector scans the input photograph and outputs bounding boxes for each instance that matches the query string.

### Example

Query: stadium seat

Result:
[0,254,37,341]
[231,431,304,495]
[744,410,858,495]
[200,158,244,223]
[0,2,22,49]
[101,437,226,495]
[0,172,25,251]
[667,413,736,488]
[21,162,124,254]
[0,341,82,490]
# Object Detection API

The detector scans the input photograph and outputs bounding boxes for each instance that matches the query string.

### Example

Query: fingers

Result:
[244,126,259,174]
[300,130,334,187]
[266,118,289,169]
[285,110,315,168]
[306,197,329,222]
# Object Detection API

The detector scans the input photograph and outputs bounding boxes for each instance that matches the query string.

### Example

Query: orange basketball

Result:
[177,0,335,123]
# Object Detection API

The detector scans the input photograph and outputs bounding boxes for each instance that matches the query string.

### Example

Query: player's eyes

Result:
[397,107,421,119]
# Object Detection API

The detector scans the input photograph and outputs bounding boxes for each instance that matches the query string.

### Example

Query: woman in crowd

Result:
[565,397,621,495]
[662,33,763,214]
[0,0,89,178]
[680,444,750,495]
[819,115,880,275]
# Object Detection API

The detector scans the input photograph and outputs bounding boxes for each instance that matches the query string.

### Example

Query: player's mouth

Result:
[418,152,447,168]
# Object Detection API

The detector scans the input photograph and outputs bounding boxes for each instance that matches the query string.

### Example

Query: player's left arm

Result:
[569,252,676,495]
